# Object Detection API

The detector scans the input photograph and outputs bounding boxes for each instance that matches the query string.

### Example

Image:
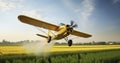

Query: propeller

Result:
[60,20,78,32]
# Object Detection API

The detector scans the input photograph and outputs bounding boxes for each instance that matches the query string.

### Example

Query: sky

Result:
[0,0,120,42]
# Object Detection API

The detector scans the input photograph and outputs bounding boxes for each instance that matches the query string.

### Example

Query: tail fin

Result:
[36,34,48,38]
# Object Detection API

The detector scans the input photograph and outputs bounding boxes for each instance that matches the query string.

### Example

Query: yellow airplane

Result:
[18,15,92,46]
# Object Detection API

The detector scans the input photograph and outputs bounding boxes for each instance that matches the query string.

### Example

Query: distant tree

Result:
[2,39,6,42]
[2,39,10,43]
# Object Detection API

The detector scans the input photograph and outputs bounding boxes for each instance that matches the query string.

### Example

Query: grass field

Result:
[0,45,120,55]
[0,45,120,63]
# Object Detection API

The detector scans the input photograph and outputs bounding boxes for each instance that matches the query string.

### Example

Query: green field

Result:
[0,49,120,63]
[0,45,120,63]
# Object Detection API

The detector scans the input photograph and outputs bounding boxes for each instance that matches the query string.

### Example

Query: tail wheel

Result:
[48,36,51,43]
[68,40,72,46]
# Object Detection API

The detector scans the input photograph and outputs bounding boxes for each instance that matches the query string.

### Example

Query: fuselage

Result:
[52,25,72,40]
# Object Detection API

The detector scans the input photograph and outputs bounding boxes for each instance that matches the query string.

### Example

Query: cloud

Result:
[80,0,94,22]
[0,0,22,11]
[113,0,120,4]
[63,0,94,22]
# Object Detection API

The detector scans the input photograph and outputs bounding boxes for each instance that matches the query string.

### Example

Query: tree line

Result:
[0,39,120,46]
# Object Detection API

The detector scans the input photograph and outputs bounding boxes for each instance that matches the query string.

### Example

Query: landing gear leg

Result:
[68,40,72,47]
[47,36,51,43]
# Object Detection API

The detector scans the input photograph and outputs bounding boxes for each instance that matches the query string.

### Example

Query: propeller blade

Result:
[72,24,78,28]
[70,20,74,26]
[60,23,65,26]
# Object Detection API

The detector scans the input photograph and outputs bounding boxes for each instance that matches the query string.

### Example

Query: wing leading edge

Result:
[18,15,59,31]
[71,30,92,38]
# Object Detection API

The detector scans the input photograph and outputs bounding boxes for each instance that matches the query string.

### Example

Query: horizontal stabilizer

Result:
[36,34,48,38]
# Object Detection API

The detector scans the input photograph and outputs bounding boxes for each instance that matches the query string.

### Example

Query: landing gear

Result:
[64,37,73,46]
[68,40,72,47]
[47,36,51,43]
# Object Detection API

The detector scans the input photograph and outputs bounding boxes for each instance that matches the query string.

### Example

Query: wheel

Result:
[68,40,72,46]
[48,36,51,43]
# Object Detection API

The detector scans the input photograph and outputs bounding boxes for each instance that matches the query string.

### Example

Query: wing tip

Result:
[18,15,24,22]
[85,35,92,38]
[18,15,30,23]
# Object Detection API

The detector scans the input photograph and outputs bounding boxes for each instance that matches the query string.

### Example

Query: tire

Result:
[48,36,51,43]
[68,40,72,46]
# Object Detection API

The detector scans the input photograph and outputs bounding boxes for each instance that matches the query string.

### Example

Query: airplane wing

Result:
[71,30,92,38]
[18,15,59,31]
